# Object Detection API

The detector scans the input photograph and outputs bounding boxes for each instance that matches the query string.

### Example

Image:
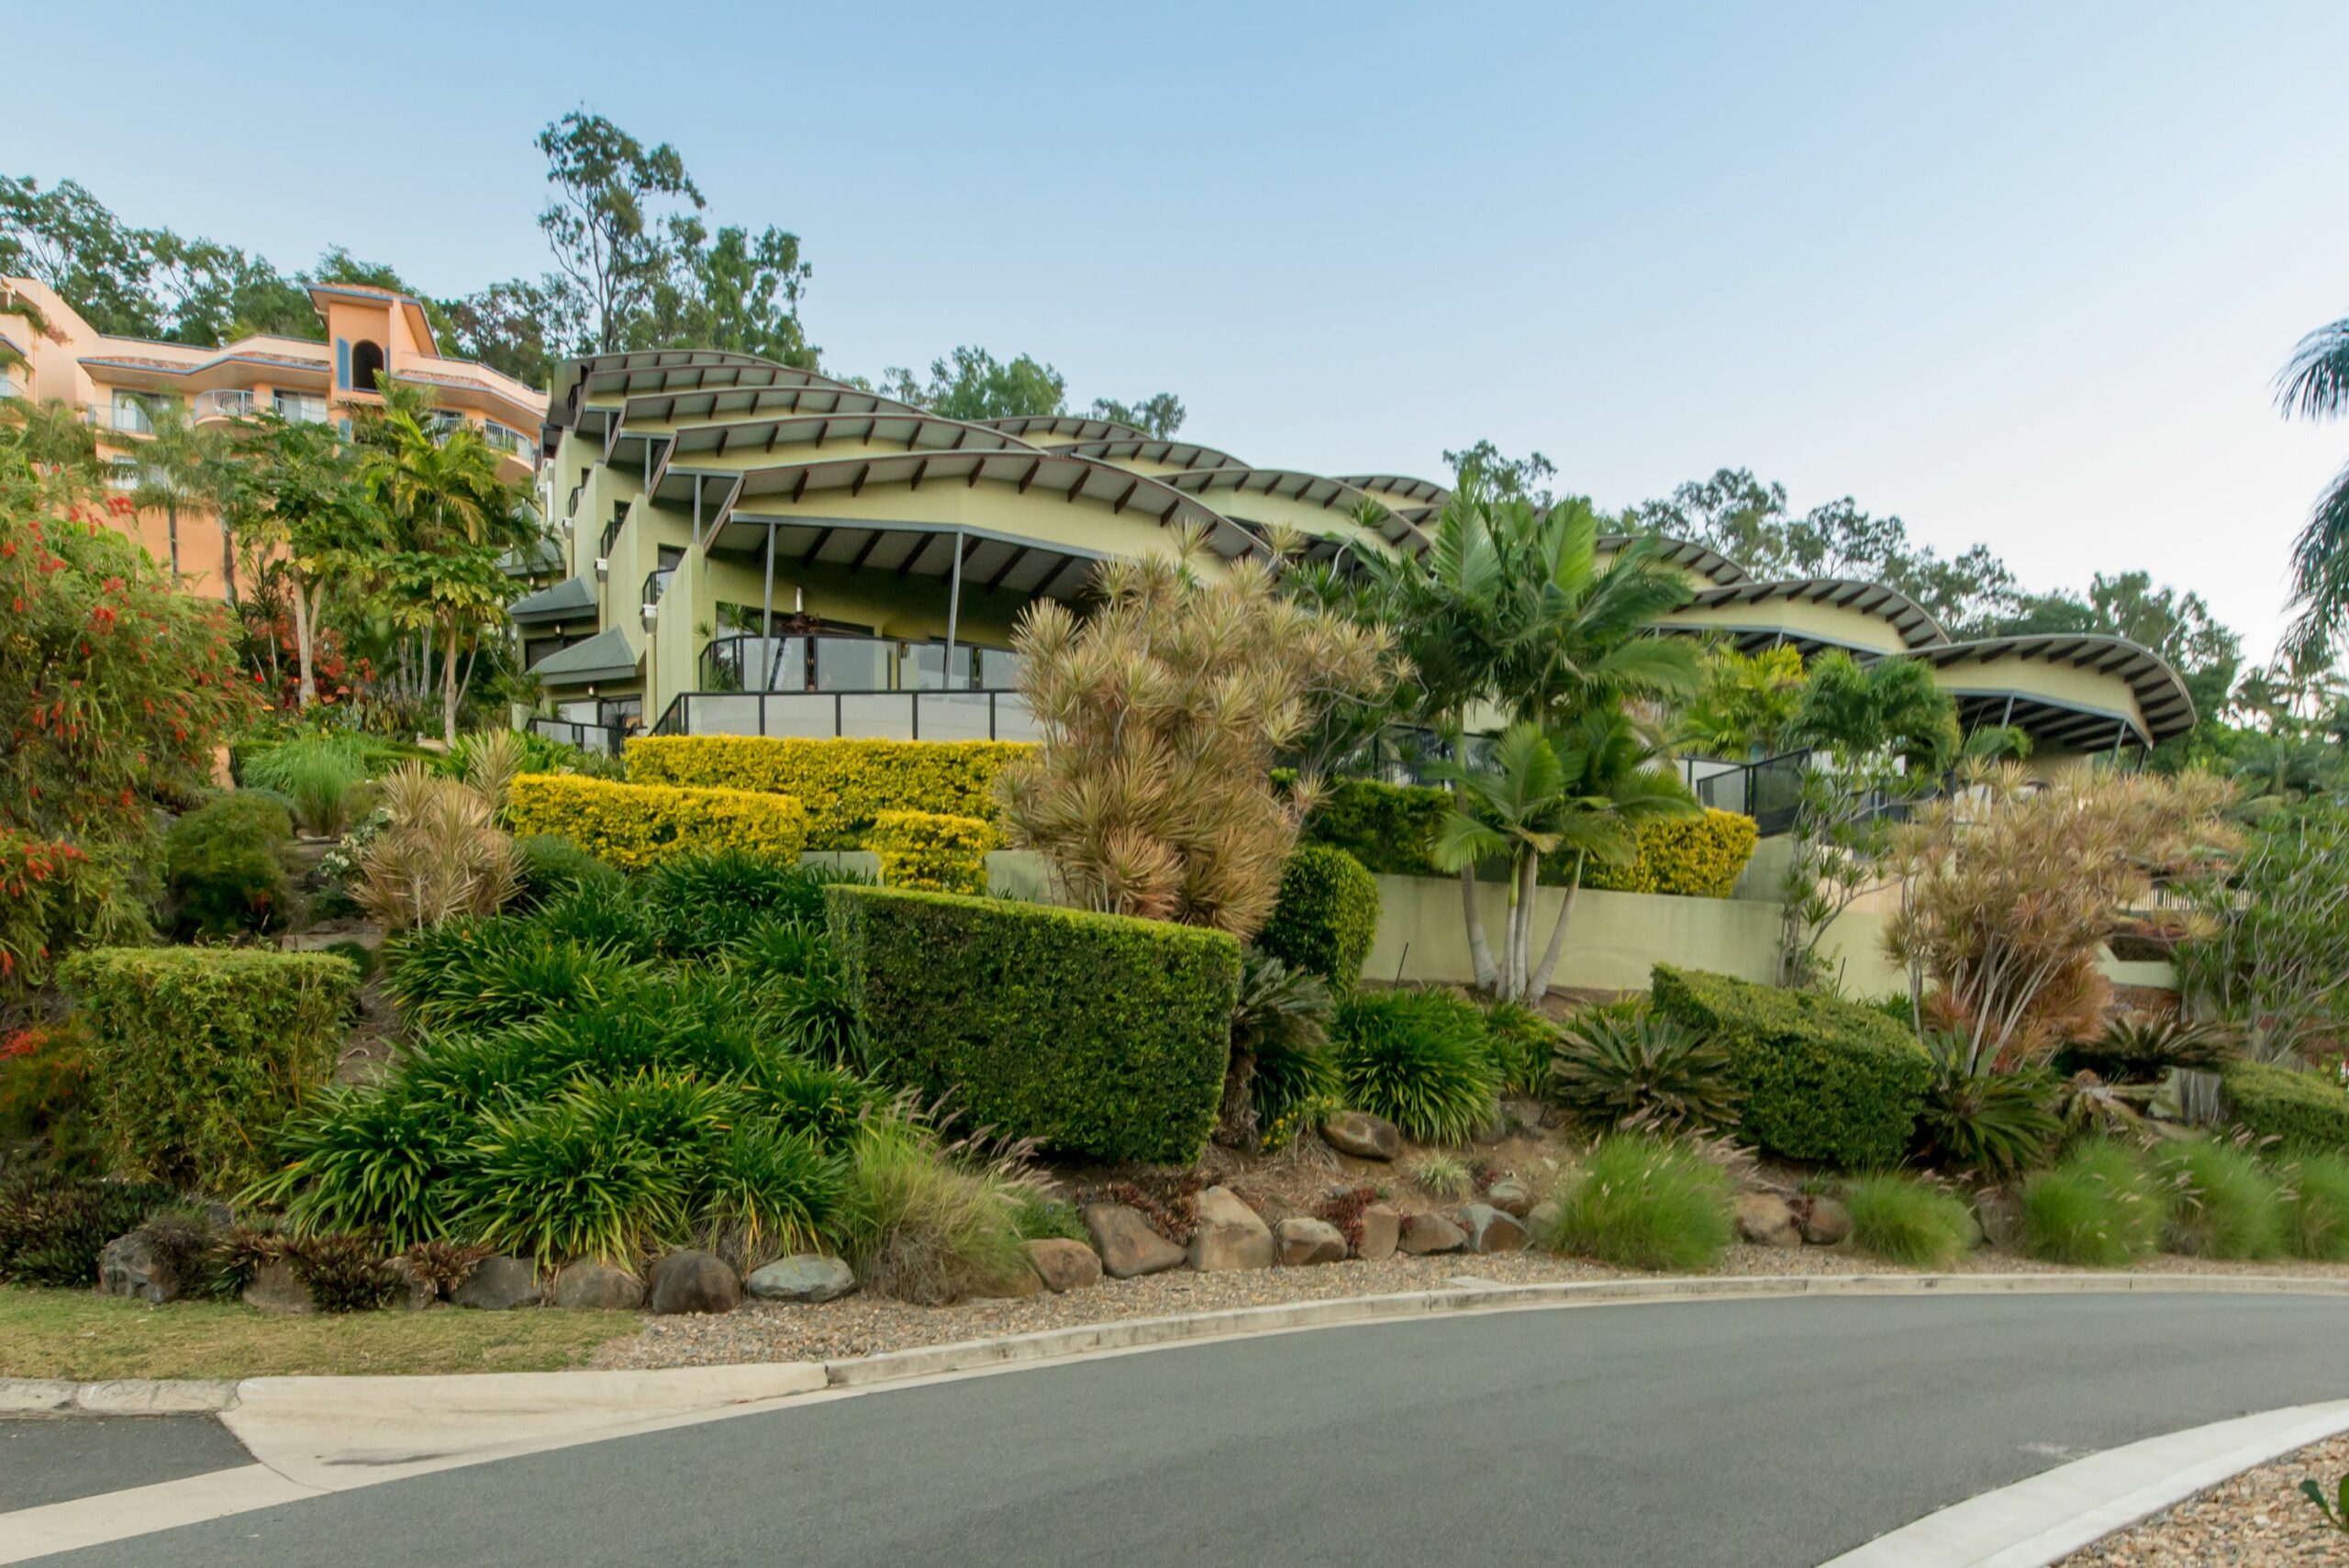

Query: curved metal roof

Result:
[970,413,1151,443]
[1333,473,1451,506]
[1683,578,1950,651]
[1905,634,2198,747]
[1159,467,1429,553]
[1597,532,1751,587]
[649,413,1044,490]
[696,450,1264,563]
[1051,437,1251,472]
[552,351,861,433]
[615,383,927,428]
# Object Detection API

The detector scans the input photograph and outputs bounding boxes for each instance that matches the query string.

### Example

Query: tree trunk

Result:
[291,574,317,709]
[219,517,238,609]
[440,612,462,746]
[1214,1050,1260,1149]
[165,501,180,576]
[1511,852,1541,1004]
[1529,850,1584,1002]
[1460,864,1498,995]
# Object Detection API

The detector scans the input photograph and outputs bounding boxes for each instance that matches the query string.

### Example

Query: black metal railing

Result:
[1688,750,1811,837]
[528,716,629,757]
[597,506,627,564]
[650,688,1038,742]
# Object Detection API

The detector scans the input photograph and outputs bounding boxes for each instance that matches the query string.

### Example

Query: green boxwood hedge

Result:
[61,948,356,1193]
[1649,963,1929,1169]
[826,885,1240,1165]
[2223,1060,2349,1151]
[1284,773,1451,878]
[1256,844,1379,988]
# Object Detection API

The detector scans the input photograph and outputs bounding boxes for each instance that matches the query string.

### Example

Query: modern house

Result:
[0,276,546,601]
[523,348,2195,780]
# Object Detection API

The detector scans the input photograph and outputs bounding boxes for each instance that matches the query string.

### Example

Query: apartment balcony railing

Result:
[83,401,155,435]
[192,389,256,422]
[483,421,540,463]
[526,716,629,757]
[0,374,26,401]
[651,688,1040,743]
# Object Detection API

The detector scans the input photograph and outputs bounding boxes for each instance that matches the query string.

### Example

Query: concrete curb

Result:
[15,1272,2349,1417]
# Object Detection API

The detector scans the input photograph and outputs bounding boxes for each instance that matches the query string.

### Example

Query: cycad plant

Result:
[1221,951,1335,1148]
[1000,531,1394,937]
[1427,711,1698,1004]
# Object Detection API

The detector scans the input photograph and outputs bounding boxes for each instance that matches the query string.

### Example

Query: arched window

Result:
[349,339,386,393]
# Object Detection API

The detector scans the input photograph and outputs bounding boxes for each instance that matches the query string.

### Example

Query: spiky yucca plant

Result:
[1549,1006,1736,1133]
[1000,531,1395,938]
[352,763,519,929]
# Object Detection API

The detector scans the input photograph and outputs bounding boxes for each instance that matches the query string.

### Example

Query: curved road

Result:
[15,1292,2349,1567]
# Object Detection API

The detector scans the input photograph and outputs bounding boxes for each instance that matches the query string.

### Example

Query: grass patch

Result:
[1537,1133,1732,1272]
[1842,1174,1975,1269]
[2280,1152,2349,1262]
[2153,1138,2285,1260]
[2018,1140,2164,1267]
[0,1286,638,1381]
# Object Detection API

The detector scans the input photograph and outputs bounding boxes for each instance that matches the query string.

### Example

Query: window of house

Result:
[349,340,386,393]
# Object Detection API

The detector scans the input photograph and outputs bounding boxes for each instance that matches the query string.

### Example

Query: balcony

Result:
[84,400,155,435]
[651,687,1040,743]
[0,374,25,401]
[483,420,540,464]
[192,389,256,422]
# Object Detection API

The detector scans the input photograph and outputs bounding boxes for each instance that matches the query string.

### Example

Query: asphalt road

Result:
[14,1293,2349,1567]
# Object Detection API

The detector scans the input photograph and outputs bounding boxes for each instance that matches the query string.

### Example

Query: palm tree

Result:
[2277,317,2349,660]
[357,380,530,742]
[0,396,100,482]
[129,401,230,595]
[1427,713,1698,1003]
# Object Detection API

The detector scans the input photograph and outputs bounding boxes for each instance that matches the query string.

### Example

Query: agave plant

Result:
[2060,1012,2239,1084]
[1911,1030,2060,1178]
[1549,1007,1737,1133]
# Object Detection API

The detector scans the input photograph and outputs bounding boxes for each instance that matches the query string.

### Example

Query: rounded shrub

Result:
[1538,1133,1733,1271]
[1480,1001,1557,1097]
[2278,1151,2349,1262]
[2152,1138,2284,1260]
[641,851,832,958]
[512,834,625,906]
[164,793,296,938]
[838,1123,1032,1305]
[1255,845,1379,990]
[2018,1140,2164,1267]
[1842,1174,1976,1268]
[1330,988,1500,1145]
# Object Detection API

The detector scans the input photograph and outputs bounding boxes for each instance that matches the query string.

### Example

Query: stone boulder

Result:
[242,1260,314,1315]
[1798,1195,1852,1248]
[1485,1178,1534,1218]
[1275,1217,1348,1266]
[745,1255,856,1305]
[1398,1211,1467,1256]
[1023,1239,1103,1293]
[1456,1203,1530,1255]
[1974,1188,2024,1251]
[452,1254,542,1310]
[1356,1203,1402,1262]
[554,1261,647,1311]
[1187,1187,1275,1272]
[1082,1204,1186,1279]
[648,1251,741,1316]
[98,1232,181,1305]
[1320,1111,1402,1162]
[1734,1193,1803,1249]
[1526,1199,1562,1242]
[385,1255,439,1311]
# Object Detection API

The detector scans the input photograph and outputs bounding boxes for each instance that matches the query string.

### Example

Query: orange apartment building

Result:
[0,276,547,598]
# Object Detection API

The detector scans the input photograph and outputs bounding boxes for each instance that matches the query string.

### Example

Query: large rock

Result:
[554,1261,647,1311]
[1398,1212,1467,1255]
[1974,1188,2024,1251]
[1023,1239,1102,1293]
[745,1255,856,1305]
[385,1255,439,1311]
[1485,1178,1534,1218]
[98,1232,180,1305]
[1319,1111,1402,1162]
[648,1251,741,1316]
[1734,1193,1803,1249]
[1275,1217,1348,1266]
[1187,1187,1275,1272]
[972,1262,1044,1299]
[1798,1195,1852,1247]
[1526,1199,1562,1243]
[452,1254,542,1310]
[1082,1204,1186,1279]
[1356,1203,1402,1262]
[242,1259,314,1315]
[1456,1203,1530,1254]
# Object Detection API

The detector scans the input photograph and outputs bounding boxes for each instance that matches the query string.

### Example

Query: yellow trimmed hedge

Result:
[866,809,996,895]
[624,736,1031,850]
[1582,808,1760,898]
[507,773,807,872]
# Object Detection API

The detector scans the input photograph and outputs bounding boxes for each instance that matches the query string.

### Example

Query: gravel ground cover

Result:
[595,1245,2349,1370]
[2059,1432,2349,1566]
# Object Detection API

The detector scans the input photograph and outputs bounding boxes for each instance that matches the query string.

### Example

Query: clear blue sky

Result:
[16,2,2347,658]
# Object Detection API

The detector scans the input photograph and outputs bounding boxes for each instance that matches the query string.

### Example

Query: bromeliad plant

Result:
[1549,1003,1737,1134]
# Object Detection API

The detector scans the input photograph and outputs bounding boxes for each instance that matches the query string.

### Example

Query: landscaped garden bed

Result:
[2056,1431,2349,1566]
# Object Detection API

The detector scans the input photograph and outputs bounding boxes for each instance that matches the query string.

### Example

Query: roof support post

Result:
[693,477,703,551]
[2110,718,2128,764]
[942,529,965,692]
[760,521,777,693]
